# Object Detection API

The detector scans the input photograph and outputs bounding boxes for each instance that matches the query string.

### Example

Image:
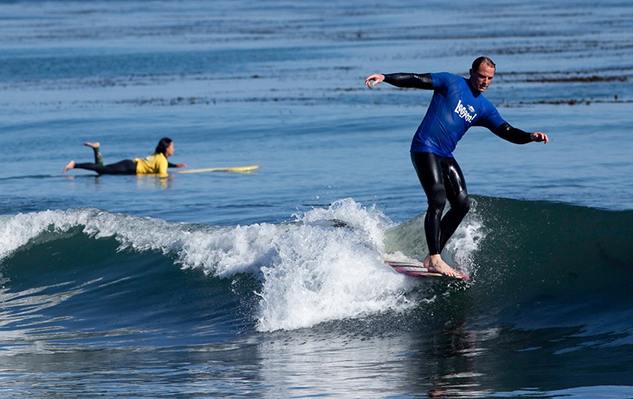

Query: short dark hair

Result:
[472,56,496,71]
[154,137,173,156]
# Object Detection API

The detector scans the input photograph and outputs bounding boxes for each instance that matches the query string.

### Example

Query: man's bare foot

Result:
[427,255,464,279]
[63,160,76,173]
[83,142,100,149]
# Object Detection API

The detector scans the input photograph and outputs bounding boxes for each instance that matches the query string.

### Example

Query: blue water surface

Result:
[1,0,633,398]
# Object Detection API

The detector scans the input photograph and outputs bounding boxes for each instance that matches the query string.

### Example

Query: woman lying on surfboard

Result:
[63,137,186,178]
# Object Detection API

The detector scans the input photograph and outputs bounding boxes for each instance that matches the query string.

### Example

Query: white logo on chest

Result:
[454,100,477,123]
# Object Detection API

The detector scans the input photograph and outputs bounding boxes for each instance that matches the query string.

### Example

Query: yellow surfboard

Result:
[176,165,259,174]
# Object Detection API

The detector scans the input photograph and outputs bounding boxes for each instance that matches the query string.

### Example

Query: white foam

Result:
[0,209,93,260]
[256,199,413,331]
[443,201,487,277]
[1,199,480,332]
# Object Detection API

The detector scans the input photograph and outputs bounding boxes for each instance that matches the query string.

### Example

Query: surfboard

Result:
[176,165,259,174]
[385,259,444,278]
[385,259,468,280]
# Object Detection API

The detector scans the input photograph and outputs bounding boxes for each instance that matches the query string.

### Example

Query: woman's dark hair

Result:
[154,137,173,156]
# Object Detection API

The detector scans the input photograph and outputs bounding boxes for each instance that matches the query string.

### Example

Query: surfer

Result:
[63,137,186,177]
[365,57,548,279]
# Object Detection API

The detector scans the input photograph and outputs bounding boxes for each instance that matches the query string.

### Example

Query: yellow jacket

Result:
[135,153,168,177]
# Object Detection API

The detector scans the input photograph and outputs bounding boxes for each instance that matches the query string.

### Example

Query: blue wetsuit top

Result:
[410,72,506,157]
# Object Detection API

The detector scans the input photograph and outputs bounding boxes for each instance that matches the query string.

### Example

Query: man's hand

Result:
[175,163,187,168]
[530,132,549,144]
[365,74,385,89]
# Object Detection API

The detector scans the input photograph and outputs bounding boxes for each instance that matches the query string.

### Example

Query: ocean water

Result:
[1,0,633,397]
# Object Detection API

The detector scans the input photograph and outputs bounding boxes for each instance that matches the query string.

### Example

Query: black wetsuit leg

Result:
[411,152,445,254]
[411,152,470,255]
[91,147,104,167]
[438,156,470,252]
[74,160,136,175]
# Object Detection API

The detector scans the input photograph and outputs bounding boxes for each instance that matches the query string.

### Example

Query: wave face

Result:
[1,197,632,350]
[0,199,428,345]
[387,197,633,332]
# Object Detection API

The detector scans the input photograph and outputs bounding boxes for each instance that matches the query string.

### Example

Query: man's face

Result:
[469,63,495,93]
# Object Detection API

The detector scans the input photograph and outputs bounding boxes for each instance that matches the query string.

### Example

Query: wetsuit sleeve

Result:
[383,73,433,89]
[493,123,534,144]
[168,162,177,168]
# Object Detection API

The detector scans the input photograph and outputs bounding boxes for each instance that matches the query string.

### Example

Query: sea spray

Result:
[256,199,413,331]
[177,223,280,277]
[442,199,486,277]
[383,199,486,278]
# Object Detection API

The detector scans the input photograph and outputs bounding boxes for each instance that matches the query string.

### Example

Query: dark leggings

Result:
[411,152,470,255]
[75,147,136,175]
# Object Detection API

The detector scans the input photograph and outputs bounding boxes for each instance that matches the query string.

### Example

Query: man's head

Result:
[469,56,496,93]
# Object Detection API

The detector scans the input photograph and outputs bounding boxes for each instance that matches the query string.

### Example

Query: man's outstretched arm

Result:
[365,73,433,89]
[493,123,549,144]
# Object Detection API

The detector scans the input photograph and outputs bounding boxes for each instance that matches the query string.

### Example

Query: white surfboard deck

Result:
[176,165,259,174]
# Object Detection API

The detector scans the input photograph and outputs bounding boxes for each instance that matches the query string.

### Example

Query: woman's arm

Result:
[168,162,187,168]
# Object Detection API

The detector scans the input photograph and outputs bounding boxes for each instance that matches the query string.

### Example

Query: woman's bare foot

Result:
[427,254,464,279]
[83,142,100,149]
[63,160,76,172]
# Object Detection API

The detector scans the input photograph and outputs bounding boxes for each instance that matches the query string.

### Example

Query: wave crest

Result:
[2,199,485,331]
